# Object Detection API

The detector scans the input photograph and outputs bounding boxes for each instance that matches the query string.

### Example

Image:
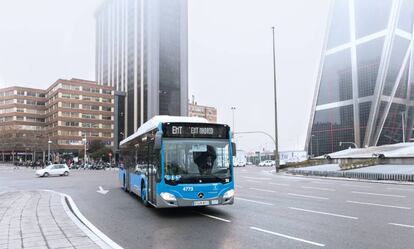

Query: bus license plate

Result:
[193,200,209,206]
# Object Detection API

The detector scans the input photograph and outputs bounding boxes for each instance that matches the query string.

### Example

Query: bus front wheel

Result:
[141,182,149,207]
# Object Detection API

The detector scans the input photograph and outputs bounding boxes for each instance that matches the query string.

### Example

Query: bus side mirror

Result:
[154,132,162,151]
[231,142,236,157]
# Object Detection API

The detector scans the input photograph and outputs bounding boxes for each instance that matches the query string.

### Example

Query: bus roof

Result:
[119,115,209,146]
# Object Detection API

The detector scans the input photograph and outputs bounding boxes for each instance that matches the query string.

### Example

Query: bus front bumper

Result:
[156,195,234,208]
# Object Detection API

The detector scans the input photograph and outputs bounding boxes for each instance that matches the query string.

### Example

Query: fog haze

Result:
[0,0,330,153]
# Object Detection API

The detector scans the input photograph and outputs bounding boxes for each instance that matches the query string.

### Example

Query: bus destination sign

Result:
[163,123,229,139]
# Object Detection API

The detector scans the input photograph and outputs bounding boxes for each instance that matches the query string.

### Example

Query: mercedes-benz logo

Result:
[197,192,204,199]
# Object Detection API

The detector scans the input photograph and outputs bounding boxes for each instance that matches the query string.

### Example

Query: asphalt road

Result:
[2,166,414,249]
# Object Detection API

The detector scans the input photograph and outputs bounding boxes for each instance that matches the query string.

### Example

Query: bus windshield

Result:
[163,138,231,184]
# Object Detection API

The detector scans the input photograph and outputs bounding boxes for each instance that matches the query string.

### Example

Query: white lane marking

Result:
[341,183,373,189]
[287,193,329,200]
[389,223,414,229]
[351,191,406,198]
[268,182,290,186]
[193,211,231,223]
[346,200,411,210]
[250,226,325,247]
[243,176,271,180]
[246,180,261,183]
[387,187,414,192]
[236,185,244,188]
[242,169,247,172]
[250,187,276,193]
[311,181,333,185]
[289,207,358,220]
[302,186,336,192]
[236,197,274,206]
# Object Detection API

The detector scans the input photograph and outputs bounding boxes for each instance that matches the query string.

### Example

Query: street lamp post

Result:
[47,140,52,163]
[231,107,236,138]
[401,111,406,143]
[271,26,280,173]
[82,134,87,165]
[310,135,315,158]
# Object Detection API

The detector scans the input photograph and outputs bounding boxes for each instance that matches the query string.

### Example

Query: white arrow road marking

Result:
[97,186,109,195]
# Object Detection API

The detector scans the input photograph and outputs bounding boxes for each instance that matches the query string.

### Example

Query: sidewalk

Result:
[0,191,103,249]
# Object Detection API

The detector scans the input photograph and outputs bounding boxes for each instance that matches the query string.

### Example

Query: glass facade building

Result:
[95,0,188,142]
[307,0,414,156]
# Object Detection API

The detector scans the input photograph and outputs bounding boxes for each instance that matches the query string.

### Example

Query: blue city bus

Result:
[118,116,235,208]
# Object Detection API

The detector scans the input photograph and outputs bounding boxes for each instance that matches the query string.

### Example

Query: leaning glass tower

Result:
[306,0,414,156]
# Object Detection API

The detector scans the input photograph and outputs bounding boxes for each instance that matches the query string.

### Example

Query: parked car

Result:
[36,164,70,177]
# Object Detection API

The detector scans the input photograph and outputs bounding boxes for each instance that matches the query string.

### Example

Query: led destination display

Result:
[163,123,229,139]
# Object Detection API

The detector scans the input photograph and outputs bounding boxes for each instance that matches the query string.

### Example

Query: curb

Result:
[287,169,414,183]
[43,190,123,249]
[280,172,414,186]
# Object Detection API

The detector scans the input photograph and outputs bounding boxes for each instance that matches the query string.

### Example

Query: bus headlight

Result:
[223,189,234,199]
[160,192,177,202]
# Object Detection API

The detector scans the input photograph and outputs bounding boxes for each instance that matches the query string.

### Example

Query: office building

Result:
[306,0,414,156]
[95,0,189,152]
[188,99,217,123]
[0,79,114,162]
[0,87,47,161]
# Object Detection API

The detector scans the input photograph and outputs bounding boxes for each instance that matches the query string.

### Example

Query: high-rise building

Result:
[95,0,189,148]
[306,0,414,157]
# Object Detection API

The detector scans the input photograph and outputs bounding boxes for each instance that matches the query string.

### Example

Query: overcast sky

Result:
[0,0,330,153]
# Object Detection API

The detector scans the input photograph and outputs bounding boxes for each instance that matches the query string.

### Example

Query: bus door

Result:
[147,141,156,204]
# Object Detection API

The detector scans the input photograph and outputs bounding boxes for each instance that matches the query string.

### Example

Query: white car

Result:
[36,164,70,177]
[233,160,246,167]
[258,160,275,167]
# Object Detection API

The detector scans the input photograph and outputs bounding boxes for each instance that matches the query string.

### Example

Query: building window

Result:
[82,114,97,119]
[62,84,80,91]
[102,106,111,112]
[102,89,111,95]
[62,103,79,109]
[63,121,79,127]
[27,92,37,97]
[102,132,112,137]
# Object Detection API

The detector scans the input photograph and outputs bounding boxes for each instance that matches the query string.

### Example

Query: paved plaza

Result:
[0,191,102,249]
